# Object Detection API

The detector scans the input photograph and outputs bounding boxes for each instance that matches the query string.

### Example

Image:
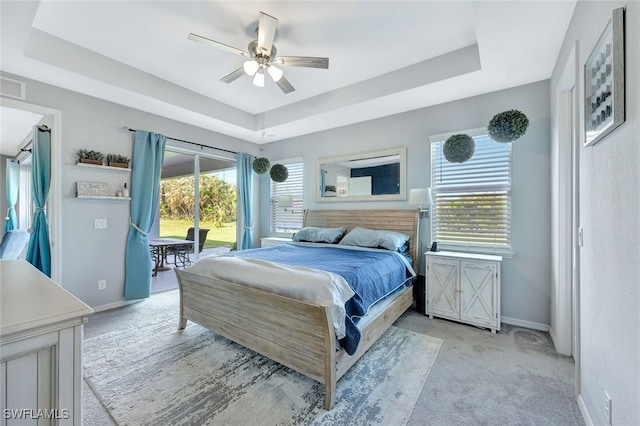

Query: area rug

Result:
[84,318,441,426]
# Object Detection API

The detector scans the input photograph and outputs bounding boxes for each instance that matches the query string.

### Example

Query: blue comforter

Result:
[235,243,413,354]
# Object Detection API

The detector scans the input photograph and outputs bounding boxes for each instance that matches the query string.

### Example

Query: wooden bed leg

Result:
[323,308,337,410]
[175,269,187,331]
[178,317,187,331]
[324,379,336,410]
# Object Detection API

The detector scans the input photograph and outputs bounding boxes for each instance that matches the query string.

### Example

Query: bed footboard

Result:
[175,268,338,409]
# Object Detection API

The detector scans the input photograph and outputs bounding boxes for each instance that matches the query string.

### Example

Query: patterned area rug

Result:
[84,317,441,425]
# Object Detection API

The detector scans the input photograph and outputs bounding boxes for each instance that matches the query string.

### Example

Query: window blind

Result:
[270,160,304,234]
[431,135,512,248]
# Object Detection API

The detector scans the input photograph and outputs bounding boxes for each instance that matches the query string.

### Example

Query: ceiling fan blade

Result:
[188,33,249,57]
[275,74,295,94]
[275,56,329,69]
[219,67,246,84]
[257,12,278,56]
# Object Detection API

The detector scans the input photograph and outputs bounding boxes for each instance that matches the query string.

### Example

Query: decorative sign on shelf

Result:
[76,181,111,197]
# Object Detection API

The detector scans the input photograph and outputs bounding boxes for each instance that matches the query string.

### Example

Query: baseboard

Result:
[501,316,549,332]
[549,326,558,345]
[92,299,140,313]
[578,393,594,426]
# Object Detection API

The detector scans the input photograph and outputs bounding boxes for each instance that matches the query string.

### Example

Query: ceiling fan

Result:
[188,11,329,94]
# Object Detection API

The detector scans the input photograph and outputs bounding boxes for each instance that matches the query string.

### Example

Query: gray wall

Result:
[550,1,639,424]
[260,80,552,328]
[1,72,260,308]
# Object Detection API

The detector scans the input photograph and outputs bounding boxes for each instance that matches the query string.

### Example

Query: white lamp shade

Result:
[409,188,429,205]
[253,70,265,87]
[278,195,293,207]
[243,60,259,76]
[267,65,283,82]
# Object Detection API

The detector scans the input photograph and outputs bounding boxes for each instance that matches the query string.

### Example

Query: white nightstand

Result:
[260,236,293,248]
[425,251,502,333]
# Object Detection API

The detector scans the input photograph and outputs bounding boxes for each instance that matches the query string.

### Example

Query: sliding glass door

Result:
[158,148,237,262]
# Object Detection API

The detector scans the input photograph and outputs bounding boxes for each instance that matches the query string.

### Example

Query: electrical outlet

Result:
[604,391,612,425]
[98,280,107,290]
[95,219,107,229]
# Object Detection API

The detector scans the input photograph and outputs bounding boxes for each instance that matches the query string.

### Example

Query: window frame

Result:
[429,128,514,257]
[269,157,304,236]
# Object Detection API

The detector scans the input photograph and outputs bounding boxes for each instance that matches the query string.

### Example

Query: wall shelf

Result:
[76,162,131,172]
[76,195,130,200]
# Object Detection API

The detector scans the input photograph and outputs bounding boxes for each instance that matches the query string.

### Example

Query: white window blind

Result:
[270,160,304,234]
[431,134,512,249]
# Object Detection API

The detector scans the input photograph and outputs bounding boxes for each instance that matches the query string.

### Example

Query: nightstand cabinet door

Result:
[459,261,498,329]
[426,258,460,320]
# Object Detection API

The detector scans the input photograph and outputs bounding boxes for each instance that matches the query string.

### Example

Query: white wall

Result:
[1,72,260,308]
[260,80,552,328]
[550,2,640,424]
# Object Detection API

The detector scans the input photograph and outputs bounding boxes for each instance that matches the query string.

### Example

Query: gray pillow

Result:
[339,227,410,252]
[292,226,347,244]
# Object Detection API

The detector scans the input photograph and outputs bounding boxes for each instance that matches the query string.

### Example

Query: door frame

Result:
[551,41,581,396]
[1,96,62,281]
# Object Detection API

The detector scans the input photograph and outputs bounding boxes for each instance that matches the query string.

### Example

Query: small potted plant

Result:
[106,153,130,168]
[77,149,104,165]
[270,164,289,182]
[444,134,475,163]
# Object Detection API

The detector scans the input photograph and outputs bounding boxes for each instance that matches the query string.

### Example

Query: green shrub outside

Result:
[160,175,236,228]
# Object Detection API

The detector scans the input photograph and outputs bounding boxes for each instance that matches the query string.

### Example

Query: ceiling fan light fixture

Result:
[243,60,259,76]
[253,69,265,87]
[267,65,283,82]
[189,11,328,94]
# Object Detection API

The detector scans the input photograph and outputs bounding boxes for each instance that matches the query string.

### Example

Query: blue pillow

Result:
[339,227,410,252]
[292,226,347,244]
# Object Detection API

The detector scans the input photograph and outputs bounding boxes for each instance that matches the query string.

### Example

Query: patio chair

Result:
[186,227,210,253]
[169,227,210,268]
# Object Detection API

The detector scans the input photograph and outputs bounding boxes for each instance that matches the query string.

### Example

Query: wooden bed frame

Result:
[175,209,419,410]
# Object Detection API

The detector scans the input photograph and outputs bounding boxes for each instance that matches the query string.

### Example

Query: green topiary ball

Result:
[487,109,529,142]
[444,134,475,163]
[270,164,289,182]
[252,157,270,174]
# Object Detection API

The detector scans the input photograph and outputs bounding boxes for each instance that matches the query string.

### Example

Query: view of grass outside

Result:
[159,219,236,250]
[159,174,237,250]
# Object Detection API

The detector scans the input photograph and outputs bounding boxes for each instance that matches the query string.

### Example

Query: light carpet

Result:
[84,318,442,426]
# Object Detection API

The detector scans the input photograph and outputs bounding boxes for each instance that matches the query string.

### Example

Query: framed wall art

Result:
[584,7,625,147]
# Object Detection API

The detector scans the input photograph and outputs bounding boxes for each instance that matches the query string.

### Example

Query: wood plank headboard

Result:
[303,209,420,267]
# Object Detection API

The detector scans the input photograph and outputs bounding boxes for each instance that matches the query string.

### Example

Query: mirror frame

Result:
[316,146,407,202]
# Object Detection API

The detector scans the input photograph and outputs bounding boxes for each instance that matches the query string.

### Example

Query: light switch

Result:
[95,219,107,229]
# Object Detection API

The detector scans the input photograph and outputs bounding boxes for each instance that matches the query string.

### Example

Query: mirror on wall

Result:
[317,147,406,202]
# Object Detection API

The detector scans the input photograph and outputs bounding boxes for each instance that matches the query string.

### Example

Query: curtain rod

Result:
[19,126,51,154]
[126,127,238,155]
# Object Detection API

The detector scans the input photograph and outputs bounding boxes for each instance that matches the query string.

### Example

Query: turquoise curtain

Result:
[26,126,51,276]
[237,153,254,250]
[4,159,19,232]
[124,131,166,300]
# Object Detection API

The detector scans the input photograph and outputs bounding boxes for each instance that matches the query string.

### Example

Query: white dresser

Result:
[0,260,93,425]
[425,251,502,333]
[260,236,292,248]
